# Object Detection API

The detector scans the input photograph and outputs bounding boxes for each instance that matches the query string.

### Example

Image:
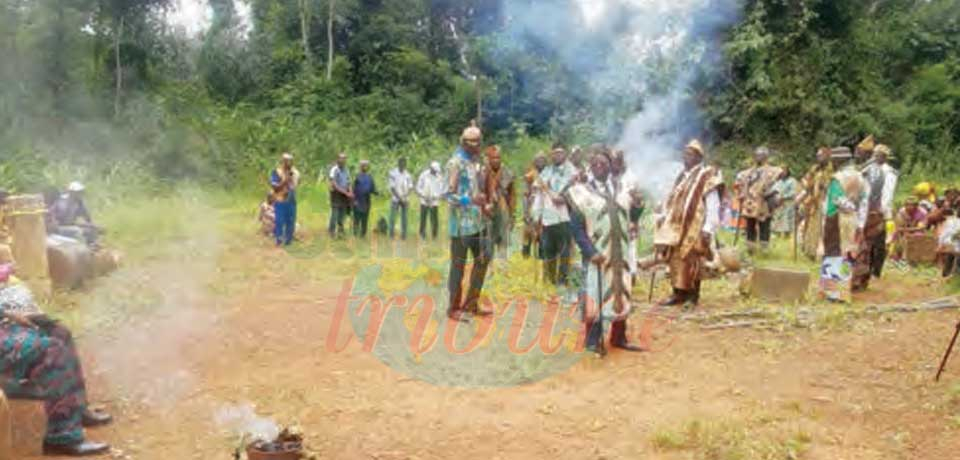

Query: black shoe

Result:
[658,295,685,307]
[612,340,647,352]
[43,441,110,456]
[82,409,113,428]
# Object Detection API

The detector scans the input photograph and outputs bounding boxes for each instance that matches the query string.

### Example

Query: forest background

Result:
[2,0,959,203]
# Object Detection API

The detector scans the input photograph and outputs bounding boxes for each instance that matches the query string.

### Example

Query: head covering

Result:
[67,181,85,192]
[857,135,876,153]
[754,146,771,157]
[281,153,294,161]
[685,139,704,157]
[874,144,892,158]
[430,161,440,172]
[830,146,853,160]
[913,182,932,197]
[359,159,370,166]
[905,196,919,205]
[461,120,482,147]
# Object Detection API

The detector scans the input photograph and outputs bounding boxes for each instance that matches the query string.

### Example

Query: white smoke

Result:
[503,0,741,200]
[214,403,281,442]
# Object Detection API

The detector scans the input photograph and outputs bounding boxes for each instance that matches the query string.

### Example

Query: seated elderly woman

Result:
[49,182,101,248]
[0,265,112,456]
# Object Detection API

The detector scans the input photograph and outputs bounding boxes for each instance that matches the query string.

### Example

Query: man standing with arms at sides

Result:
[536,144,576,287]
[653,140,723,308]
[568,152,646,355]
[388,158,414,240]
[522,153,548,259]
[352,160,377,238]
[734,146,783,254]
[859,142,898,281]
[445,121,493,322]
[328,152,353,239]
[417,161,444,240]
[270,152,300,247]
[481,146,516,259]
[797,146,834,259]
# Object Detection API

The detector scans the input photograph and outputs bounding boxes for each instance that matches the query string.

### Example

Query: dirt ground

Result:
[18,228,960,460]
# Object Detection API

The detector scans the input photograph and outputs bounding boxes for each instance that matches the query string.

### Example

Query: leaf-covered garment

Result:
[654,164,724,259]
[568,179,634,320]
[735,164,783,219]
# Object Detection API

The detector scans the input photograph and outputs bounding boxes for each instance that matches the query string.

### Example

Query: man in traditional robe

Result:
[653,140,724,307]
[269,153,300,246]
[797,147,834,259]
[445,122,493,322]
[522,153,547,259]
[858,143,898,280]
[819,147,870,302]
[568,153,645,355]
[734,147,783,253]
[481,146,515,258]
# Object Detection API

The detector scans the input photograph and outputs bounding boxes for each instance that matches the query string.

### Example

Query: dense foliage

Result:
[1,0,958,193]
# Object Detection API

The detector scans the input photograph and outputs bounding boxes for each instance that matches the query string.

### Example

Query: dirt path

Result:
[24,237,960,460]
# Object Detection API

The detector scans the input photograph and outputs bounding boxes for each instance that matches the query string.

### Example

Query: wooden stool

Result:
[8,399,46,457]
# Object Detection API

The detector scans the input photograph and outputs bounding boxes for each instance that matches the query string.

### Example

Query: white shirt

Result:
[417,169,445,207]
[388,168,414,204]
[534,162,576,226]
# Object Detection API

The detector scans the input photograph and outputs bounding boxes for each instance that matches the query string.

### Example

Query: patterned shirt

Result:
[445,147,483,237]
[536,161,576,226]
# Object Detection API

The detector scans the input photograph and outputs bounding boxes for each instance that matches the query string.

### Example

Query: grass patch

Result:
[651,417,812,460]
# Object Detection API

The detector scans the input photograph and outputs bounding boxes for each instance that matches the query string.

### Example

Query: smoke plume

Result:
[500,0,741,199]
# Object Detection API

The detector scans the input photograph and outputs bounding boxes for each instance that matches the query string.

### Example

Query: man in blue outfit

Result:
[269,152,300,246]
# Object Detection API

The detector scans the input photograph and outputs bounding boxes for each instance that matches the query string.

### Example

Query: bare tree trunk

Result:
[326,0,336,80]
[114,16,123,119]
[299,0,312,69]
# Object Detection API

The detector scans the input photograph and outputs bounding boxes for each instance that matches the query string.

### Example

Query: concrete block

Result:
[750,267,811,302]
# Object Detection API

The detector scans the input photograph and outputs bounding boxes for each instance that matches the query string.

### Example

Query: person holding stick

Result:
[653,140,724,308]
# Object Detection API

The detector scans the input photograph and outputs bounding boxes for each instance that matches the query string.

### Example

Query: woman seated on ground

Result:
[0,265,112,456]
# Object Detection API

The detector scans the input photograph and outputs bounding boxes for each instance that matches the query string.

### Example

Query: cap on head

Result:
[830,146,853,160]
[754,146,771,157]
[461,120,482,147]
[282,152,294,161]
[857,135,876,153]
[360,159,370,166]
[685,139,704,157]
[430,161,441,172]
[67,181,85,193]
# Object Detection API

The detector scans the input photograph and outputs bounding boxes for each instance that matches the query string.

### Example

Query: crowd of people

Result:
[257,123,960,354]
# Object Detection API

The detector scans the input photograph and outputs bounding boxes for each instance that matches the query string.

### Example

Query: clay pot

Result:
[245,442,302,460]
[717,247,742,273]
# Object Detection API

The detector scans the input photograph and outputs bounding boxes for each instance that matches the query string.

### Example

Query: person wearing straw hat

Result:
[653,139,724,308]
[269,152,300,246]
[858,143,898,281]
[444,121,494,322]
